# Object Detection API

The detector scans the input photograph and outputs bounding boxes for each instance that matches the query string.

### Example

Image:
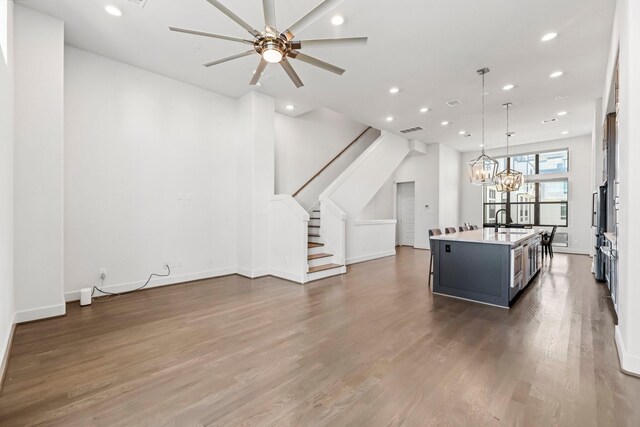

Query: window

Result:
[483,149,569,228]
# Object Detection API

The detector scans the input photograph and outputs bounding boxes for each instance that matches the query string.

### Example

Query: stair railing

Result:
[292,126,373,198]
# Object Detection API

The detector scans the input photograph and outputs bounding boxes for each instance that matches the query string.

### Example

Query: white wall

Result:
[13,5,65,322]
[460,135,593,254]
[0,0,13,377]
[275,108,369,193]
[394,144,442,249]
[438,144,461,229]
[64,47,239,299]
[606,0,640,375]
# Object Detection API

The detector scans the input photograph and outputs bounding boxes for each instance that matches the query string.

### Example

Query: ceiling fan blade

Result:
[280,58,304,88]
[204,50,256,67]
[169,27,254,45]
[262,0,277,34]
[250,58,269,85]
[204,0,261,37]
[282,0,344,41]
[289,51,345,75]
[292,37,368,49]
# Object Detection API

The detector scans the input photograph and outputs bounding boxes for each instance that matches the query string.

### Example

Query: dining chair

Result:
[542,226,558,258]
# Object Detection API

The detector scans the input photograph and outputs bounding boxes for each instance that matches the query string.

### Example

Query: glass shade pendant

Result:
[467,68,499,186]
[495,103,523,192]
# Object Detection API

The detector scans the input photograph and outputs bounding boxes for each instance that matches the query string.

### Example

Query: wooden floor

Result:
[1,248,639,426]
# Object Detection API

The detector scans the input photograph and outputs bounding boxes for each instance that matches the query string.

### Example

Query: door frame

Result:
[395,181,416,247]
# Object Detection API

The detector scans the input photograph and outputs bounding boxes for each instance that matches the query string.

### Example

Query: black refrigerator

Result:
[593,184,607,281]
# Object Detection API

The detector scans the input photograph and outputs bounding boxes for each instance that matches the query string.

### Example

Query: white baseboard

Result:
[346,250,396,265]
[615,326,640,376]
[1,313,16,391]
[236,268,270,279]
[64,267,237,302]
[15,303,66,324]
[270,269,305,284]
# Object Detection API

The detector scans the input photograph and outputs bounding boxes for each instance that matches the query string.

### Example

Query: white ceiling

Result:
[17,0,615,151]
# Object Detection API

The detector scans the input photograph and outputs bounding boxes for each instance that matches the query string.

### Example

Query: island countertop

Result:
[430,228,542,246]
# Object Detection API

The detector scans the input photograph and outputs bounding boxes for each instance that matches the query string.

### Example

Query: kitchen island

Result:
[430,228,542,308]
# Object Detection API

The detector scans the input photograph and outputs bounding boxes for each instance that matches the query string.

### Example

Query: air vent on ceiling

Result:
[400,126,423,134]
[542,118,558,124]
[447,99,462,108]
[128,0,148,7]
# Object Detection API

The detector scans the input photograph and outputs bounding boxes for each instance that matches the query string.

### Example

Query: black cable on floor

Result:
[91,264,171,299]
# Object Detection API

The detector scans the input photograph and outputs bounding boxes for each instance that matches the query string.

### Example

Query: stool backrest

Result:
[428,228,442,252]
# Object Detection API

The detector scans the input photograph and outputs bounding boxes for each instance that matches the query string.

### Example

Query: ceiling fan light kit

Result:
[170,0,368,88]
[468,67,499,186]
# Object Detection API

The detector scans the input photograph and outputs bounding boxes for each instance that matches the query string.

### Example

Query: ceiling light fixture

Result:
[468,68,499,186]
[389,87,400,94]
[105,5,123,17]
[420,107,429,113]
[285,104,295,110]
[331,15,344,26]
[386,116,394,122]
[459,130,466,135]
[550,71,564,78]
[495,103,523,192]
[441,121,449,126]
[503,84,515,91]
[561,130,569,135]
[557,111,568,116]
[541,32,558,42]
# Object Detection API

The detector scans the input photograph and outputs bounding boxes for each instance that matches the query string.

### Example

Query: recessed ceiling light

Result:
[256,82,262,87]
[479,144,485,148]
[541,32,558,42]
[550,71,564,78]
[561,130,569,135]
[389,87,400,94]
[555,95,568,100]
[331,15,344,26]
[285,104,294,110]
[441,121,449,126]
[502,84,515,91]
[557,111,568,116]
[386,116,394,122]
[104,5,122,17]
[459,130,466,135]
[420,107,429,113]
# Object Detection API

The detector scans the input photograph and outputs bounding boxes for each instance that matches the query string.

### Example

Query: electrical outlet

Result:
[99,268,107,279]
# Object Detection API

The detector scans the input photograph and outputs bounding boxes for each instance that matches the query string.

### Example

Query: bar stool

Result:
[445,227,457,234]
[428,229,442,289]
[459,225,469,232]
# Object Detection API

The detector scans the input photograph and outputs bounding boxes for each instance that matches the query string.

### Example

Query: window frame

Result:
[482,149,569,228]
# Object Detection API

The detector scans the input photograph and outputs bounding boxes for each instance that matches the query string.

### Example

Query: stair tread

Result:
[308,225,320,228]
[313,210,320,212]
[308,234,321,237]
[308,263,343,273]
[308,242,324,248]
[308,253,333,260]
[310,217,320,220]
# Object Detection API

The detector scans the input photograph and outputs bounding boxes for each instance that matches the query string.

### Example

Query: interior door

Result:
[397,182,415,246]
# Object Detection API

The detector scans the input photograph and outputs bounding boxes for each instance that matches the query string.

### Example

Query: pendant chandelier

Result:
[495,102,523,192]
[467,68,499,186]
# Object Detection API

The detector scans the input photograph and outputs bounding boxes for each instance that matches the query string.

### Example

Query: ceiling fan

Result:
[169,0,368,88]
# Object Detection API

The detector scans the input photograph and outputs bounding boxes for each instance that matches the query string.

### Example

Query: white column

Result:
[236,92,275,277]
[13,6,65,322]
[614,0,640,375]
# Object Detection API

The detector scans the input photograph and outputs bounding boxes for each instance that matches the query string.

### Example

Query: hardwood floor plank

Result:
[0,248,639,426]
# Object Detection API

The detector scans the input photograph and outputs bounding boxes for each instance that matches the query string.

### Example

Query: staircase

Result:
[306,206,346,281]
